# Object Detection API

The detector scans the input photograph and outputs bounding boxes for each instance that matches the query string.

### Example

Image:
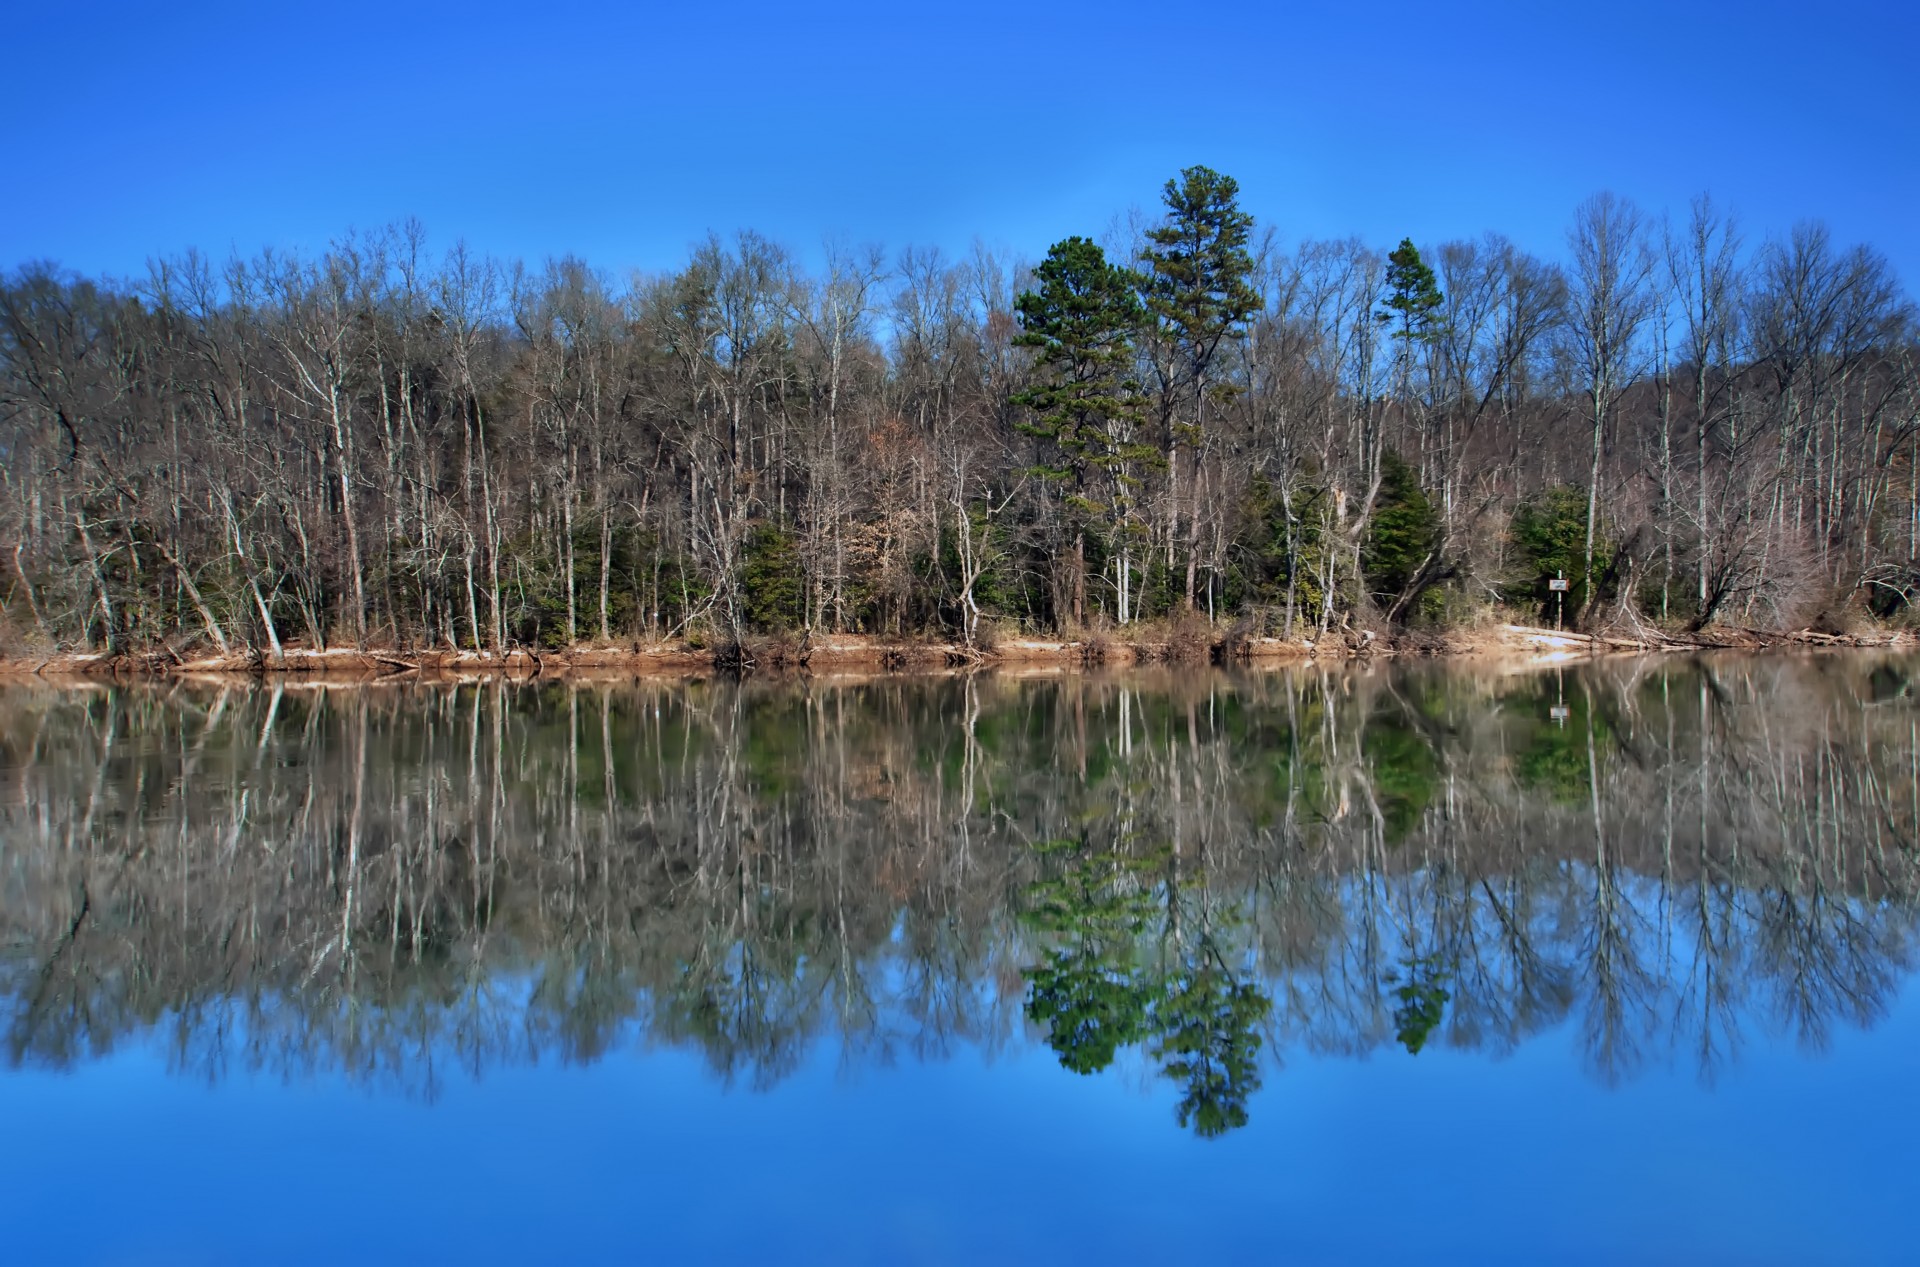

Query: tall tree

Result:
[1664,196,1742,627]
[1380,238,1445,349]
[1140,166,1261,609]
[1013,237,1152,624]
[1566,193,1655,623]
[1380,237,1444,477]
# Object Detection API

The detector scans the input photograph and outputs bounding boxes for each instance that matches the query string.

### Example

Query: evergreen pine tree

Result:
[1139,165,1261,609]
[1379,237,1444,343]
[1013,236,1155,623]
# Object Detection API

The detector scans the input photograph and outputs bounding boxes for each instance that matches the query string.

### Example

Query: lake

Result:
[2,657,1916,1265]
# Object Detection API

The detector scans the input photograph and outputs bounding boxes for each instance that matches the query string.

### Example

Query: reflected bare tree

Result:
[3,655,1918,1131]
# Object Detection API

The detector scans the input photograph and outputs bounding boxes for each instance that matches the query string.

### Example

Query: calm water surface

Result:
[2,657,1917,1265]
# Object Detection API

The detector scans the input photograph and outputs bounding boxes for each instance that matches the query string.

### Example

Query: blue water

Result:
[4,988,1913,1265]
[2,664,1916,1264]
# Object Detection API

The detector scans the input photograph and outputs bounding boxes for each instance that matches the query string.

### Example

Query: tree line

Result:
[1,170,1915,655]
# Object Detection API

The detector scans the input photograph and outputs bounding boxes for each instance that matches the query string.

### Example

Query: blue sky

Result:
[7,0,1917,288]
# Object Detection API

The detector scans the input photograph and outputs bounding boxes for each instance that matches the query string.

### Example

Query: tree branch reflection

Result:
[3,657,1917,1138]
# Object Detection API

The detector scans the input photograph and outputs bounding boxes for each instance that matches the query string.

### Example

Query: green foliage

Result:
[1013,237,1156,524]
[492,521,712,648]
[1140,167,1262,415]
[741,523,803,631]
[1021,838,1159,1075]
[636,538,710,639]
[1363,450,1439,606]
[929,502,1014,628]
[1379,238,1444,344]
[1510,682,1612,804]
[739,694,809,796]
[1364,715,1439,841]
[1508,486,1610,614]
[1135,555,1182,621]
[1149,961,1270,1139]
[1020,835,1272,1137]
[1222,476,1329,621]
[1390,955,1452,1055]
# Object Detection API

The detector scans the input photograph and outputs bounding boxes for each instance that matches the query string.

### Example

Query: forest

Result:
[1,167,1915,656]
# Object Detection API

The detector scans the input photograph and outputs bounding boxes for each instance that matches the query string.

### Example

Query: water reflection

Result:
[2,656,1916,1136]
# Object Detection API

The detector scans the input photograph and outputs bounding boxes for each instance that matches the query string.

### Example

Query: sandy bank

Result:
[1,623,1910,681]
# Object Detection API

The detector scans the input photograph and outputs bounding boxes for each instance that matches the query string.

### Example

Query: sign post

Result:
[1548,572,1569,631]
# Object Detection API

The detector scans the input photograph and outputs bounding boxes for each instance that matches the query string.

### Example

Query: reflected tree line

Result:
[3,657,1918,1136]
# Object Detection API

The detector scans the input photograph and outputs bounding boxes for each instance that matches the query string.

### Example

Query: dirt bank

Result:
[2,623,1911,681]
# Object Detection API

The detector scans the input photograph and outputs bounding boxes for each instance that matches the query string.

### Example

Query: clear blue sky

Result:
[7,0,1917,289]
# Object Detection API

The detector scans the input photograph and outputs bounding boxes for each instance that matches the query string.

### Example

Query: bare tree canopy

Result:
[2,182,1915,657]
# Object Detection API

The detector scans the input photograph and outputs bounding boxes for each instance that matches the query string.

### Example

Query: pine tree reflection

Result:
[1389,955,1452,1055]
[1021,838,1157,1075]
[1,657,1916,1136]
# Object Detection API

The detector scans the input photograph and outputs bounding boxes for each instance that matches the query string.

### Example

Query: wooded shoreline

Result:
[4,623,1910,680]
[6,168,1917,672]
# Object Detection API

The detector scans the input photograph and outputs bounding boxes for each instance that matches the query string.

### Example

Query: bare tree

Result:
[1566,193,1656,623]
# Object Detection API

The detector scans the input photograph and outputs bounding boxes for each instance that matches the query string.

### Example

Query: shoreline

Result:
[2,624,1913,681]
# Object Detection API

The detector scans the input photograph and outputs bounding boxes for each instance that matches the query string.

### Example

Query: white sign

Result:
[1547,578,1570,591]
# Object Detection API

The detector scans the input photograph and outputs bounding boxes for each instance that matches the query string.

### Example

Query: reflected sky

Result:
[2,657,1917,1264]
